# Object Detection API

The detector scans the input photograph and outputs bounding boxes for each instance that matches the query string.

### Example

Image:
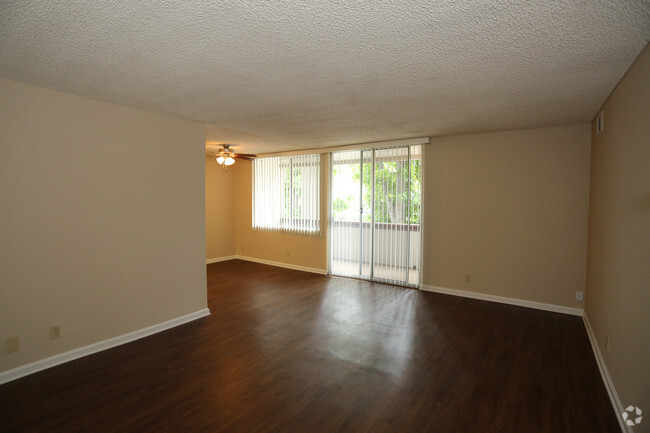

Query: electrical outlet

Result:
[576,291,584,301]
[241,246,245,252]
[465,274,471,283]
[50,325,61,340]
[286,251,291,257]
[6,337,19,353]
[605,335,609,351]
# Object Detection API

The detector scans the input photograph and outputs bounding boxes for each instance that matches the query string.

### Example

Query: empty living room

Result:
[1,2,648,432]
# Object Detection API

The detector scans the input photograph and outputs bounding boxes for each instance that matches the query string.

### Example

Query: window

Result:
[253,153,321,235]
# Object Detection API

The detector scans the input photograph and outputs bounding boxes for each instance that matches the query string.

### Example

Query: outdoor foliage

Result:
[352,160,421,224]
[331,156,421,224]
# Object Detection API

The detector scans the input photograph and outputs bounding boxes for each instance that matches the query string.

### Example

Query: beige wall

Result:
[586,44,649,425]
[233,158,328,272]
[421,124,592,308]
[206,155,236,260]
[0,78,207,373]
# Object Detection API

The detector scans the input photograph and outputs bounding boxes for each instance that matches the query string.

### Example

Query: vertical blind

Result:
[330,145,422,286]
[253,153,321,235]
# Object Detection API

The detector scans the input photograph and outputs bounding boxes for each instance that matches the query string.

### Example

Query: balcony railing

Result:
[331,220,421,232]
[330,221,421,270]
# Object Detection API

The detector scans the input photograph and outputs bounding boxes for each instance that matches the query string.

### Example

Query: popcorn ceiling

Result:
[1,1,648,154]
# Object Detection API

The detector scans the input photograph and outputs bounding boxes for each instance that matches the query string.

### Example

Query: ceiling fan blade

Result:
[235,154,256,161]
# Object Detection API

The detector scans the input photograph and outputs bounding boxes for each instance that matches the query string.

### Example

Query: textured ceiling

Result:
[1,1,649,155]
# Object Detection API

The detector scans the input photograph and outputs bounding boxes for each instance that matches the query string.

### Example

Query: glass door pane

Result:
[373,147,410,284]
[330,151,370,278]
[408,145,422,285]
[360,150,373,278]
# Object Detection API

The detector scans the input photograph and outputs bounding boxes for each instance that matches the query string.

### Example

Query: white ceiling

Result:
[1,1,648,155]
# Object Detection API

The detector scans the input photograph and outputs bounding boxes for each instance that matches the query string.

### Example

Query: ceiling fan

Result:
[215,144,256,168]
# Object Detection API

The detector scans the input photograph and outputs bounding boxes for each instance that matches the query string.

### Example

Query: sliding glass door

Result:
[329,145,422,287]
[330,150,372,279]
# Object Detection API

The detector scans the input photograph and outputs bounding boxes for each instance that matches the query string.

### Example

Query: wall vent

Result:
[596,110,605,135]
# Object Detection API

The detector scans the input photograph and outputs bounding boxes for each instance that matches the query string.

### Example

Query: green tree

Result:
[352,159,421,224]
[283,166,306,219]
[332,196,351,219]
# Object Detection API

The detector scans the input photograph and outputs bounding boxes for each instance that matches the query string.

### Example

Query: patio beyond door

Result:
[329,145,422,287]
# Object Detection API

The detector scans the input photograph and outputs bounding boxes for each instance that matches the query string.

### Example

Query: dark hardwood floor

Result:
[1,260,619,432]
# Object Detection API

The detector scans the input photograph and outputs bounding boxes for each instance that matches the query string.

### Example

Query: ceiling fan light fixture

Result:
[214,144,255,170]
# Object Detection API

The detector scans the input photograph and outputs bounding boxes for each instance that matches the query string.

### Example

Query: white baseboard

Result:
[420,284,584,316]
[206,255,236,264]
[583,314,627,433]
[235,255,327,275]
[0,308,211,385]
